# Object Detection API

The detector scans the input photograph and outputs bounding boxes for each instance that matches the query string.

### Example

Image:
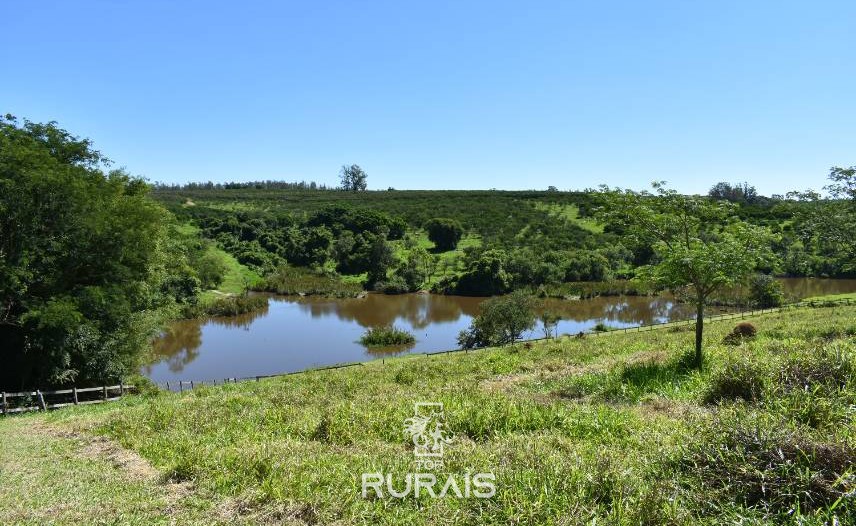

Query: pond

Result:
[143,278,856,385]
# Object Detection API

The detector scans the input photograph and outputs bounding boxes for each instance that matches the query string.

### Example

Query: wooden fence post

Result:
[37,390,46,411]
[72,387,78,405]
[1,392,6,415]
[119,382,124,396]
[179,381,184,393]
[165,382,170,391]
[102,385,108,400]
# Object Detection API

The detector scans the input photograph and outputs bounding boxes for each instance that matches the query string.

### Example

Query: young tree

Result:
[366,234,395,286]
[597,183,772,366]
[424,218,464,251]
[395,247,431,291]
[339,164,368,191]
[539,310,561,339]
[457,291,536,348]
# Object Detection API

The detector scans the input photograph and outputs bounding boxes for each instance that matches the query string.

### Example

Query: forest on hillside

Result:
[3,116,854,389]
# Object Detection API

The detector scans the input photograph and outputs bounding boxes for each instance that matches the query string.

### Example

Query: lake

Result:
[143,278,856,385]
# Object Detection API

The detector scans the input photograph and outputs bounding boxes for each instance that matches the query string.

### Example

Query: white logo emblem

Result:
[403,402,454,458]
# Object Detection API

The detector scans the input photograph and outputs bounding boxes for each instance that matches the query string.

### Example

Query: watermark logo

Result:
[361,402,496,499]
[404,402,453,465]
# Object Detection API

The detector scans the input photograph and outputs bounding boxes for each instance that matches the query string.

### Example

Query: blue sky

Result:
[2,1,853,194]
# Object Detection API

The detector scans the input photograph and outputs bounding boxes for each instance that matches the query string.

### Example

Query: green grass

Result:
[803,292,856,302]
[183,294,269,319]
[213,249,262,295]
[3,305,855,524]
[252,265,363,297]
[532,202,604,233]
[390,231,483,288]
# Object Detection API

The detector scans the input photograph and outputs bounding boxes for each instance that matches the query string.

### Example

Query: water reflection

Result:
[293,293,478,329]
[144,278,856,384]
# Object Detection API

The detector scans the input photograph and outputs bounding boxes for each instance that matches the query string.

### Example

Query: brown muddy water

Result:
[144,278,856,385]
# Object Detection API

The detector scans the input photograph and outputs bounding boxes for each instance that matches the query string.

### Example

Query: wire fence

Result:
[156,297,856,392]
[5,298,851,407]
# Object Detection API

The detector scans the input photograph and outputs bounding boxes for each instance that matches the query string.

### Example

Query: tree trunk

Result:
[694,299,704,366]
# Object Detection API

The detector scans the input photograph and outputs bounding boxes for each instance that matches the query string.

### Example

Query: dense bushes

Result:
[182,295,268,318]
[359,325,415,346]
[308,205,405,240]
[253,266,362,297]
[458,291,535,348]
[748,273,784,307]
[0,117,193,389]
[424,217,463,251]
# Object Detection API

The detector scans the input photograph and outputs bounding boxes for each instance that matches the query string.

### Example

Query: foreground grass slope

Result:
[2,305,854,525]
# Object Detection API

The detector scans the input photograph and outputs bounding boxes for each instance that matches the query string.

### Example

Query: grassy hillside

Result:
[3,305,854,525]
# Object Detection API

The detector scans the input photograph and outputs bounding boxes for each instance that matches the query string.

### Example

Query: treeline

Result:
[153,179,335,191]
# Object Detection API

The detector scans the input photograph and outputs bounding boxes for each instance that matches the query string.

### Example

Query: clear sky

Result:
[2,1,853,195]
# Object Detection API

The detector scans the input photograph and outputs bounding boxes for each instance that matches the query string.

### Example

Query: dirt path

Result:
[0,417,213,525]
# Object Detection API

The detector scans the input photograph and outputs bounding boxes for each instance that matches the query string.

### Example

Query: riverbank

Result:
[3,303,854,524]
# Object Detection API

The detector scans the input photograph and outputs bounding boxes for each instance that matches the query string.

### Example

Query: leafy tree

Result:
[748,273,784,308]
[458,291,535,348]
[189,244,228,290]
[786,166,856,277]
[454,249,512,296]
[366,234,396,286]
[0,116,186,389]
[539,309,561,339]
[394,246,432,291]
[597,183,773,366]
[708,182,759,204]
[339,164,368,192]
[424,218,464,251]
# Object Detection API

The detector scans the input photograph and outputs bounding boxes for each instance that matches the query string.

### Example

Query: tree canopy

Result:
[597,182,773,365]
[0,116,191,389]
[339,164,368,192]
[424,218,464,251]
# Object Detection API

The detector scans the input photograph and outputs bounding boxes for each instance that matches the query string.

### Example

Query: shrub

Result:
[678,416,856,517]
[703,358,766,404]
[723,322,757,345]
[183,294,269,318]
[359,325,416,346]
[778,345,854,391]
[373,277,410,295]
[592,322,617,332]
[253,265,362,297]
[458,291,535,348]
[748,273,785,308]
[424,218,464,251]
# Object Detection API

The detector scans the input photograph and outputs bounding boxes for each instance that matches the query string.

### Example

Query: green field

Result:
[3,304,854,525]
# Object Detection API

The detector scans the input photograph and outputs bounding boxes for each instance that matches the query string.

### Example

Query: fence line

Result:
[158,297,856,392]
[7,299,851,405]
[1,384,136,416]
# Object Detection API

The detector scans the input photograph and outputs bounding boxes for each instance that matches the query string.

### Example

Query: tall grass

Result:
[253,265,363,297]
